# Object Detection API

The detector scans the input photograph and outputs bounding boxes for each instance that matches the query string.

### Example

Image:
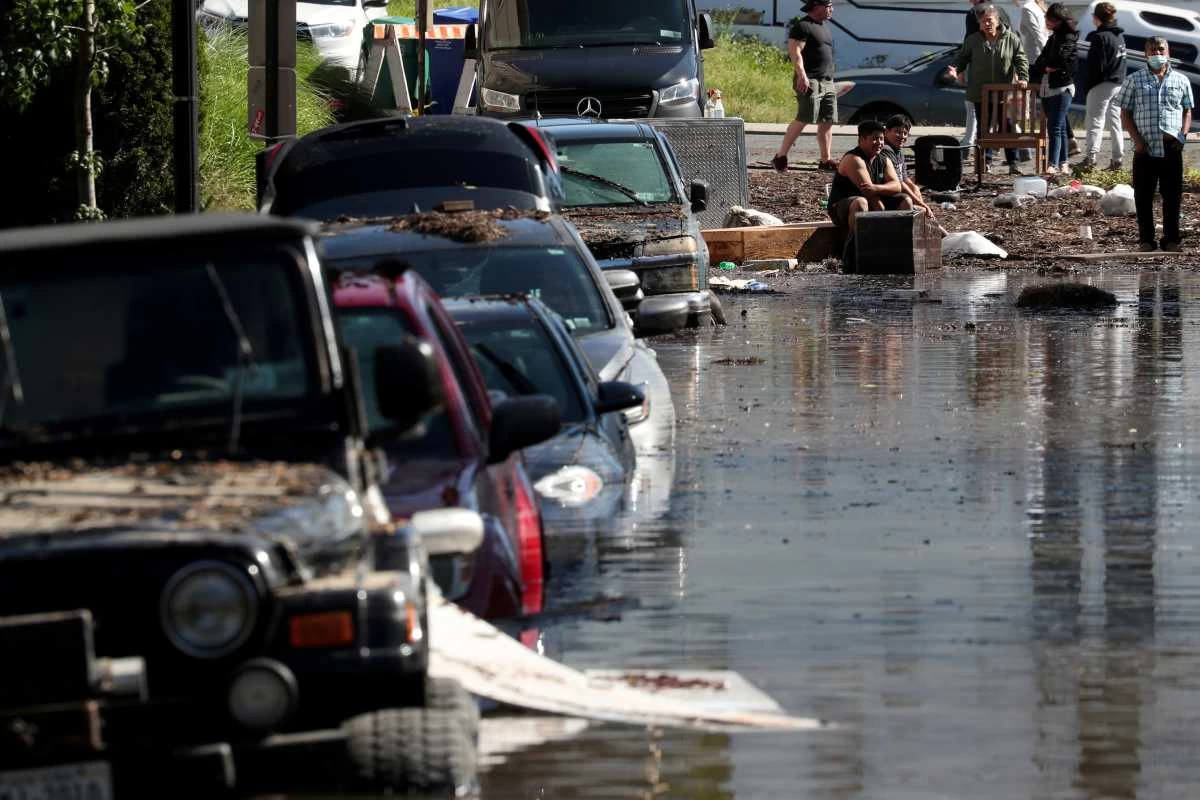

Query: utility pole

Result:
[172,0,199,212]
[249,0,297,204]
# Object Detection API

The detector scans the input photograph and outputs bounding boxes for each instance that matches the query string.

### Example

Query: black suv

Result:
[0,215,478,797]
[259,115,564,219]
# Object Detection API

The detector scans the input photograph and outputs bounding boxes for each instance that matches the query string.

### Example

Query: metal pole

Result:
[266,0,280,137]
[171,0,200,212]
[416,0,427,113]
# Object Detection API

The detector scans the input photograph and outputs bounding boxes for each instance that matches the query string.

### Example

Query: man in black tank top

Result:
[827,120,911,237]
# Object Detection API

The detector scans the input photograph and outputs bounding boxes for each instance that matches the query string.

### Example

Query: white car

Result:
[197,0,387,77]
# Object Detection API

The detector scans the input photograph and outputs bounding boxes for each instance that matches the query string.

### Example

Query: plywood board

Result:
[702,222,834,266]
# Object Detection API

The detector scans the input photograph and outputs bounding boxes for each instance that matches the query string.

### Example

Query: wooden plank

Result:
[702,222,834,266]
[1060,250,1191,262]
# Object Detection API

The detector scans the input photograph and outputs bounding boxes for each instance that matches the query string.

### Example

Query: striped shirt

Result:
[1117,66,1194,157]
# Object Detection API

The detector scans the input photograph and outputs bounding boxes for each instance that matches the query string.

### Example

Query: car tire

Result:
[343,705,478,795]
[708,292,727,326]
[424,676,480,742]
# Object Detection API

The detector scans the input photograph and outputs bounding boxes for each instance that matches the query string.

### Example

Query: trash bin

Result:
[427,7,479,114]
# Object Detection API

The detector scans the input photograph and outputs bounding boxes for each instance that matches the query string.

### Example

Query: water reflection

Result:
[483,271,1200,799]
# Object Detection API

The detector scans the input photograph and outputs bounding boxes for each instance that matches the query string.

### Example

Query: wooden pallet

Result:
[702,221,840,266]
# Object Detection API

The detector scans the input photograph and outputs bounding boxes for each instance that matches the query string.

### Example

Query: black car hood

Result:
[483,46,694,94]
[0,460,363,556]
[563,205,688,257]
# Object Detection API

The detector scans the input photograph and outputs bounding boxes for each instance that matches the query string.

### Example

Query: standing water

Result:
[481,270,1200,799]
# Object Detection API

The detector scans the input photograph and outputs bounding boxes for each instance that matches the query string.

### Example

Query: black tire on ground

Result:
[424,676,480,741]
[343,707,478,796]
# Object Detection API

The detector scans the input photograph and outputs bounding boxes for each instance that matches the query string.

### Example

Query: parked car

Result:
[522,118,724,333]
[332,267,558,618]
[259,115,564,218]
[197,0,386,78]
[0,214,479,796]
[836,43,1200,132]
[319,210,675,461]
[446,295,644,530]
[465,0,716,118]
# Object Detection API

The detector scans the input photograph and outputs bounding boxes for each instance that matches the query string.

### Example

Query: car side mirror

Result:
[634,294,691,337]
[411,508,484,557]
[698,12,716,49]
[595,381,645,415]
[363,0,388,7]
[464,24,478,59]
[604,269,643,310]
[488,395,560,463]
[689,180,708,213]
[374,337,444,431]
[936,67,958,87]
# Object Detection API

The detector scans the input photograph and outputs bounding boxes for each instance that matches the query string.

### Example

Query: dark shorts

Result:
[795,78,838,124]
[828,195,908,229]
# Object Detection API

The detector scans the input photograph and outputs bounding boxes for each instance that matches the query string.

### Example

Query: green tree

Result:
[0,0,144,219]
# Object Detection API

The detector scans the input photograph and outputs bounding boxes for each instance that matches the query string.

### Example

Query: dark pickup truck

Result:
[0,215,480,797]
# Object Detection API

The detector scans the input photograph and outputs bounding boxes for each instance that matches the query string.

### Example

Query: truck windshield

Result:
[555,141,677,206]
[484,0,690,48]
[0,256,315,435]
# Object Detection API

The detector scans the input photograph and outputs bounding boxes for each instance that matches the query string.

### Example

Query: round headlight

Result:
[161,561,257,657]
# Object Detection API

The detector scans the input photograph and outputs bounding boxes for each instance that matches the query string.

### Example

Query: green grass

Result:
[1075,166,1200,192]
[702,30,795,123]
[199,29,335,211]
[385,0,476,19]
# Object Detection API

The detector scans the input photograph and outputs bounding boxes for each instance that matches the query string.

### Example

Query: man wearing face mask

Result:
[1118,37,1194,252]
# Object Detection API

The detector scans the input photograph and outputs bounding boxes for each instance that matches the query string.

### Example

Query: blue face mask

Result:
[1148,55,1169,70]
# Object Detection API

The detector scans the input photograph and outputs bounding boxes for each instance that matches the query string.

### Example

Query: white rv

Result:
[719,0,1200,69]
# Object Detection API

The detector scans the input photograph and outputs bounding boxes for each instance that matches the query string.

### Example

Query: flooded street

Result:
[481,268,1200,799]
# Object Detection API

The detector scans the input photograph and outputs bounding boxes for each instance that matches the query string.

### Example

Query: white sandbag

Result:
[942,231,1008,259]
[993,193,1038,209]
[723,205,785,227]
[1081,184,1106,198]
[1099,184,1136,217]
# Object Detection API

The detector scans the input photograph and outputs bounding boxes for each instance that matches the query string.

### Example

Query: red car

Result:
[333,268,555,619]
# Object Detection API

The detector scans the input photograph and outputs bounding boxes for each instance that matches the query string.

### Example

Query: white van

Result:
[1078,1,1200,65]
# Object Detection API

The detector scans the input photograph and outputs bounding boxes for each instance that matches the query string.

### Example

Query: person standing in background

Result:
[1031,3,1079,174]
[961,1,1014,157]
[773,0,838,173]
[1079,2,1127,171]
[1118,37,1193,252]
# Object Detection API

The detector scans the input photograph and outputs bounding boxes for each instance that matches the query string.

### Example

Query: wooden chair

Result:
[977,83,1046,180]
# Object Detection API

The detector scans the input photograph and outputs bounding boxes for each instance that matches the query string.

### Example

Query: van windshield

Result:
[484,0,690,48]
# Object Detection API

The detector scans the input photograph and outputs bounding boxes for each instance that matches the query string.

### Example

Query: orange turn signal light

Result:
[289,611,354,649]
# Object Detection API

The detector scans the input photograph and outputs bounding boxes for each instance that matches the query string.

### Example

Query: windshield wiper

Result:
[474,343,540,396]
[560,167,649,206]
[205,263,258,454]
[0,291,25,426]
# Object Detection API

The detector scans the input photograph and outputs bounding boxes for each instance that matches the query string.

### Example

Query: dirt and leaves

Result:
[748,166,1200,269]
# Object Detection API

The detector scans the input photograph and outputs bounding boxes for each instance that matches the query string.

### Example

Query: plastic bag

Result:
[1099,184,1136,217]
[942,231,1008,259]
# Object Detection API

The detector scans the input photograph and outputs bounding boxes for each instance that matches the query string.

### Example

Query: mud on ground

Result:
[747,166,1200,270]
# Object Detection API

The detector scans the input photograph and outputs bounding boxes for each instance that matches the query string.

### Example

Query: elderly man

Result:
[1118,37,1194,252]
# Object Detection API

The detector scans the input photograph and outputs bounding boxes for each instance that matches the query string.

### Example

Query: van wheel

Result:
[343,707,478,795]
[425,676,480,741]
[708,293,727,325]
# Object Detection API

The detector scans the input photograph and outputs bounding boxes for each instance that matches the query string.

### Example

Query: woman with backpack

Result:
[1079,2,1127,171]
[1030,3,1079,174]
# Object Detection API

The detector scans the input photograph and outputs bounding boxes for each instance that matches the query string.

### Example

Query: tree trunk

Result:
[75,0,98,215]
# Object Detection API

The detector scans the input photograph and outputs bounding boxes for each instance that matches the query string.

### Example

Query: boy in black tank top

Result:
[827,120,911,238]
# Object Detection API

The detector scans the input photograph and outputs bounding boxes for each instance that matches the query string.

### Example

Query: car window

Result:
[424,299,491,435]
[555,141,677,206]
[485,0,690,48]
[455,316,586,424]
[1,257,313,429]
[330,245,613,334]
[336,308,458,455]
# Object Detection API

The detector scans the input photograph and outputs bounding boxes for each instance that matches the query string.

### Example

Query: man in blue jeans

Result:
[1118,37,1194,252]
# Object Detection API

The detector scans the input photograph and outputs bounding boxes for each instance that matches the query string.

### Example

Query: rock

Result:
[993,193,1038,208]
[929,191,961,203]
[1015,283,1118,309]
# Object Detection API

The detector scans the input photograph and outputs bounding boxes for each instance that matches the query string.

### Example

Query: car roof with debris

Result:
[319,211,575,261]
[0,214,318,256]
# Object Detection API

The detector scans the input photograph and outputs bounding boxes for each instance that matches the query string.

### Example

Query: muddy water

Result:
[482,270,1200,799]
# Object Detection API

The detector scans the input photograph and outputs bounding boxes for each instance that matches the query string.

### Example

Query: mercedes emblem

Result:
[576,96,603,118]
